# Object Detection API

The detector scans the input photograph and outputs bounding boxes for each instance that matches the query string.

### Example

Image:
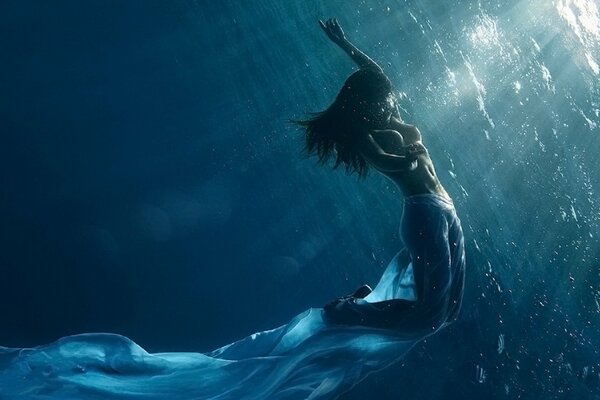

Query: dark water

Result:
[1,0,599,398]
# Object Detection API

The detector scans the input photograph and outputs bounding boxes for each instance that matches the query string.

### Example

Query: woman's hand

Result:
[319,18,347,45]
[404,142,428,157]
[317,17,384,71]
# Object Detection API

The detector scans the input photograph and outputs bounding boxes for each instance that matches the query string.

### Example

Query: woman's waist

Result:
[403,192,455,210]
[387,172,448,199]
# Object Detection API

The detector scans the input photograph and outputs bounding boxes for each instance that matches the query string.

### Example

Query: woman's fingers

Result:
[319,18,344,41]
[319,19,332,31]
[406,143,427,155]
[319,19,335,39]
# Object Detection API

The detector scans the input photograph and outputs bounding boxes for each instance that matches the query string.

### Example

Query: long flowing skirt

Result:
[0,194,465,400]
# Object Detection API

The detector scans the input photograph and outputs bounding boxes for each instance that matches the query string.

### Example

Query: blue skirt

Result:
[0,194,465,400]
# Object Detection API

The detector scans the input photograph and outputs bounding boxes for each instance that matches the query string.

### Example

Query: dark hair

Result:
[294,68,394,178]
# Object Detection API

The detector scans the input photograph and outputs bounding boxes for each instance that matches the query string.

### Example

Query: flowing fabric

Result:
[0,194,465,400]
[323,193,465,337]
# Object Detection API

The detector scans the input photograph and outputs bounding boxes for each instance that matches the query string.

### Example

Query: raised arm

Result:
[319,18,383,72]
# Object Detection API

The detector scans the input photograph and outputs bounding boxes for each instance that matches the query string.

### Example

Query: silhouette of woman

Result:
[297,18,466,338]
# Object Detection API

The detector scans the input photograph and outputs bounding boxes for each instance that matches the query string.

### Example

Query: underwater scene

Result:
[1,0,599,399]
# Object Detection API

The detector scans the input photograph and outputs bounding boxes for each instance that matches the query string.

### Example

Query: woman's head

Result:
[335,68,396,126]
[295,68,397,177]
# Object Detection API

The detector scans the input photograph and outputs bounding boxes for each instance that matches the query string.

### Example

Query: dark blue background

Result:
[1,0,599,398]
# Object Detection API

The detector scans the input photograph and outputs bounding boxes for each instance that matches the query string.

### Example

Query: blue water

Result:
[1,0,599,398]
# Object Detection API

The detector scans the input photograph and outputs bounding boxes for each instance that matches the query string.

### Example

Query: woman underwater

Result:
[0,18,465,400]
[300,18,466,337]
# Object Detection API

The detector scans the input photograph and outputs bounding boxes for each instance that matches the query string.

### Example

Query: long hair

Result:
[294,68,394,178]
